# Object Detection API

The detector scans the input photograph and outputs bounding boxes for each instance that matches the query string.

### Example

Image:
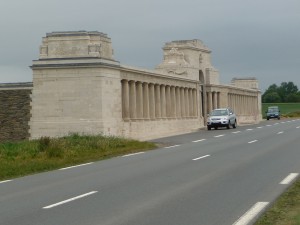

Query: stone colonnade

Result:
[121,79,198,121]
[206,91,221,114]
[228,93,258,115]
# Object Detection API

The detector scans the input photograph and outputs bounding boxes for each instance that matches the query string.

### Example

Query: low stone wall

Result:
[0,83,32,142]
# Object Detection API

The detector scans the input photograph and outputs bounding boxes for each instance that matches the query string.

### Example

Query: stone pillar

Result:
[121,80,130,120]
[193,89,197,117]
[199,88,203,117]
[155,84,161,118]
[181,87,185,117]
[185,88,189,117]
[176,87,181,118]
[129,80,136,119]
[166,85,171,118]
[149,83,155,119]
[207,91,212,114]
[217,92,221,108]
[143,82,150,119]
[160,85,166,118]
[171,86,176,118]
[136,82,143,119]
[213,91,218,109]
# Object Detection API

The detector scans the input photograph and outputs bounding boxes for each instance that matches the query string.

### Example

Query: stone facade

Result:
[27,31,261,140]
[0,83,32,142]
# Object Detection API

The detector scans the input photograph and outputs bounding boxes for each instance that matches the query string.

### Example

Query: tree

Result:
[263,82,299,103]
[263,92,281,103]
[278,82,298,102]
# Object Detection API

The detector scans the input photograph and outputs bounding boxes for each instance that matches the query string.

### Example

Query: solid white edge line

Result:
[192,154,210,161]
[192,139,206,143]
[164,145,180,149]
[233,202,269,225]
[122,152,145,157]
[59,162,94,170]
[43,191,98,209]
[280,173,299,185]
[0,180,12,184]
[248,140,257,144]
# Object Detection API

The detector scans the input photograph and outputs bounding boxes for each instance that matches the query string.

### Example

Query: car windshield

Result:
[268,108,279,112]
[211,110,228,116]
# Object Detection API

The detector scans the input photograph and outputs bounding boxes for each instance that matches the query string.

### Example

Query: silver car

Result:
[207,108,237,130]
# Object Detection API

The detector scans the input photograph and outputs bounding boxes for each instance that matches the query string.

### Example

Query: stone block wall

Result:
[0,83,32,142]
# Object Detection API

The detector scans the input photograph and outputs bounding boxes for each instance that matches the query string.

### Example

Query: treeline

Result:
[262,82,300,103]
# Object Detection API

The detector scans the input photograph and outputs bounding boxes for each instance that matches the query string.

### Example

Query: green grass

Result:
[255,179,300,225]
[0,134,156,180]
[262,103,300,118]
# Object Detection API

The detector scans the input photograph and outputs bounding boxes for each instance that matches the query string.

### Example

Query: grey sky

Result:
[0,0,299,91]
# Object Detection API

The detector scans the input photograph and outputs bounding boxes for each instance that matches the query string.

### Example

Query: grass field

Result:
[262,103,300,118]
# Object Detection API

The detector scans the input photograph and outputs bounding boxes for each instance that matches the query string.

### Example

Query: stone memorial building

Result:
[1,31,262,141]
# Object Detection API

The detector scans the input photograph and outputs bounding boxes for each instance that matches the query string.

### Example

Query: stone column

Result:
[181,87,185,117]
[171,86,176,118]
[149,83,155,119]
[166,85,171,118]
[143,82,149,119]
[193,89,197,117]
[199,88,203,117]
[129,80,136,119]
[155,84,161,118]
[121,80,130,120]
[176,87,181,118]
[217,92,221,108]
[213,91,218,109]
[185,88,189,117]
[136,82,143,119]
[207,91,212,114]
[160,85,166,118]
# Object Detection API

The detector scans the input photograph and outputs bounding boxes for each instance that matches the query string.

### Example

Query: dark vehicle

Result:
[207,108,237,130]
[266,106,280,120]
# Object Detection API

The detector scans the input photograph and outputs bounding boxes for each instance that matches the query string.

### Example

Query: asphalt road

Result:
[1,118,300,225]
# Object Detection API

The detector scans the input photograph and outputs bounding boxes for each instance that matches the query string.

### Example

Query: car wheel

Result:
[207,126,211,130]
[215,126,218,130]
[226,123,230,129]
[232,120,237,128]
[267,117,269,120]
[278,117,280,120]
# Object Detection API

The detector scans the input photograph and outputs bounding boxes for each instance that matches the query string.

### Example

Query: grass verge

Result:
[0,134,156,180]
[255,179,300,225]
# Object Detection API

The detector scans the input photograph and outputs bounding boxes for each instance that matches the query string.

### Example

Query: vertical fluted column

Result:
[129,80,136,119]
[213,91,218,109]
[176,87,181,118]
[149,83,155,119]
[199,88,203,117]
[181,88,185,117]
[171,86,176,118]
[121,80,130,120]
[143,83,149,119]
[160,85,166,118]
[136,82,143,119]
[189,89,193,117]
[155,84,161,118]
[193,89,197,117]
[166,86,171,118]
[185,88,189,117]
[207,91,212,114]
[217,92,221,108]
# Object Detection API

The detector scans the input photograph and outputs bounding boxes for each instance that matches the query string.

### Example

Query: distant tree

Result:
[263,82,299,103]
[263,92,281,103]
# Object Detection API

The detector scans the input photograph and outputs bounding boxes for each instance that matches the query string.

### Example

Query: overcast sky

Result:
[0,0,299,91]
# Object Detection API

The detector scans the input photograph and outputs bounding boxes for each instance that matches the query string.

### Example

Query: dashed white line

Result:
[122,152,145,157]
[274,123,279,125]
[192,139,206,143]
[233,202,269,225]
[232,131,241,134]
[280,173,299,185]
[266,125,272,127]
[0,180,12,184]
[214,134,225,138]
[192,154,210,161]
[248,140,257,144]
[281,122,286,124]
[297,126,300,129]
[277,131,284,134]
[256,126,263,129]
[164,145,180,149]
[59,162,94,170]
[43,191,98,209]
[246,129,253,131]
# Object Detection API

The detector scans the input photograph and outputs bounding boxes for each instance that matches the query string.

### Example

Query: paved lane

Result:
[0,119,299,225]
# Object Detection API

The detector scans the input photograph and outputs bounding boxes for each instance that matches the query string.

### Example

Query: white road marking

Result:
[256,127,263,129]
[296,126,300,129]
[122,152,145,157]
[43,191,98,209]
[266,125,272,127]
[192,154,210,161]
[0,180,12,184]
[192,139,206,143]
[274,123,279,125]
[164,145,180,149]
[280,173,299,185]
[277,131,284,134]
[59,162,94,170]
[232,131,241,134]
[281,122,286,124]
[233,202,269,225]
[248,140,257,144]
[214,134,225,138]
[246,129,253,131]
